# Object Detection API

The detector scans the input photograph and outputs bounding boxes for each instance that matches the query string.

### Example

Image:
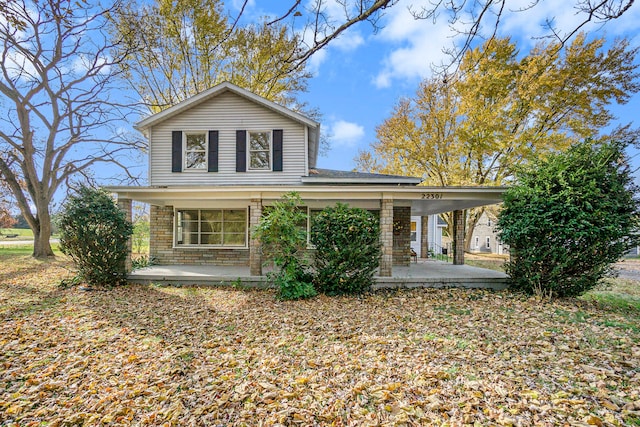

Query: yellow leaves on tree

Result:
[357,33,640,244]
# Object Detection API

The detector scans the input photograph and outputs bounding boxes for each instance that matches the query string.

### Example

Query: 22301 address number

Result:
[421,193,443,200]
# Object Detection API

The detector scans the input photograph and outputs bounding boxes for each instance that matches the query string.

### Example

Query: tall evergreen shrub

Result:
[311,203,381,295]
[59,186,133,287]
[497,140,640,297]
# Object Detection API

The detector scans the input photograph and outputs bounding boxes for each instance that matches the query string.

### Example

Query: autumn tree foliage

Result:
[356,34,639,245]
[497,140,640,298]
[0,0,142,258]
[112,0,312,113]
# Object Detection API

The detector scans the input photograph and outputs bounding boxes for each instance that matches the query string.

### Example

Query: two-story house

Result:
[108,82,505,277]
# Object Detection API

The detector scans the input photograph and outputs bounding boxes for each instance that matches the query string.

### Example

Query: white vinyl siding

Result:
[149,91,307,185]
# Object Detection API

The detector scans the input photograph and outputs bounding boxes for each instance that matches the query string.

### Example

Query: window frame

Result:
[247,130,272,171]
[174,208,248,248]
[183,131,208,171]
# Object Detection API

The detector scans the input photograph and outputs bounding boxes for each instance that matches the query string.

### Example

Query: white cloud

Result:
[330,120,365,147]
[297,0,368,72]
[497,0,640,45]
[70,54,112,75]
[372,0,640,88]
[332,29,365,51]
[232,0,255,11]
[305,44,328,74]
[496,1,591,48]
[373,0,454,88]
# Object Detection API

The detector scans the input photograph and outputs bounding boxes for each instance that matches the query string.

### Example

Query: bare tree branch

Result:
[0,0,142,257]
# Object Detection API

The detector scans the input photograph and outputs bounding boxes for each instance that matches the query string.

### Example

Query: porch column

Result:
[117,197,133,273]
[420,215,429,258]
[379,196,393,277]
[453,209,465,265]
[249,197,263,276]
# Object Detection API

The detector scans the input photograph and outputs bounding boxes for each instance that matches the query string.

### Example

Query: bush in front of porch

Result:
[311,203,381,295]
[253,193,316,300]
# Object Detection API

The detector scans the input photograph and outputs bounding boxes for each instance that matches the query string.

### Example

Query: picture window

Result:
[176,209,247,246]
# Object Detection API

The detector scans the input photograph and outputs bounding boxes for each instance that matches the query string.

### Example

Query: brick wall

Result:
[453,209,465,265]
[392,206,411,266]
[117,198,132,272]
[379,199,393,276]
[150,204,249,266]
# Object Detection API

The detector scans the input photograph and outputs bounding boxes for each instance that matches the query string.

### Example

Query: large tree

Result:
[356,34,640,246]
[112,0,312,112]
[0,0,142,257]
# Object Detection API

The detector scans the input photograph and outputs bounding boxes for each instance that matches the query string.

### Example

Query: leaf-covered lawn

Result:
[1,256,639,426]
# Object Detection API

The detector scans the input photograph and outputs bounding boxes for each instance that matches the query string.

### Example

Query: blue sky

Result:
[234,0,640,175]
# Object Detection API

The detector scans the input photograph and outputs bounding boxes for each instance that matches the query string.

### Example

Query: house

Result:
[410,215,448,257]
[470,210,508,255]
[108,82,505,277]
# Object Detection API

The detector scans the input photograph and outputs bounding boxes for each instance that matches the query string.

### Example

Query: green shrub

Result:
[132,254,155,270]
[497,140,640,298]
[311,203,380,295]
[59,186,133,287]
[253,192,315,300]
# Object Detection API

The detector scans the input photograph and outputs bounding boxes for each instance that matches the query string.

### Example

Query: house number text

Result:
[421,193,443,200]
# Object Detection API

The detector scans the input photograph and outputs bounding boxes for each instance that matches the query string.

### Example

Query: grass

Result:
[0,242,62,256]
[1,253,639,426]
[0,228,33,239]
[464,252,507,271]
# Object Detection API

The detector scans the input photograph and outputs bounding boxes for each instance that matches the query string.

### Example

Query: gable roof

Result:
[135,81,320,131]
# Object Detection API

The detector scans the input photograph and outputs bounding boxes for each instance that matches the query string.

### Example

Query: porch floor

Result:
[129,259,509,290]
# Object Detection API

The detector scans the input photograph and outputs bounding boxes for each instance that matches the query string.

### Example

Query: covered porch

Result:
[111,184,506,278]
[128,258,508,290]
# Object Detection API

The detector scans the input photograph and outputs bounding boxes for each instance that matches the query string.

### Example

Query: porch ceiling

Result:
[106,185,506,216]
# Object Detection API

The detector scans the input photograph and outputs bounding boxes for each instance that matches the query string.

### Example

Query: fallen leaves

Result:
[0,256,639,426]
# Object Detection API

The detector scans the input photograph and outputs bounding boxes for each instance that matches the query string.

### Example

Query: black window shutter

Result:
[236,130,247,172]
[236,130,246,172]
[273,129,283,172]
[171,131,182,172]
[208,130,219,172]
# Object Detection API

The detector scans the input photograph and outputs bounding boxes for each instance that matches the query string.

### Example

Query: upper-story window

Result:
[248,131,271,170]
[185,132,207,170]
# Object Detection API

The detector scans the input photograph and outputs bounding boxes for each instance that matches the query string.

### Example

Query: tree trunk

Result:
[32,202,54,258]
[33,229,54,258]
[464,208,484,252]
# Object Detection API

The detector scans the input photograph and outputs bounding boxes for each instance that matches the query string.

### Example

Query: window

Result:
[487,218,492,227]
[475,236,479,249]
[185,132,207,170]
[486,236,491,249]
[176,209,247,246]
[410,221,417,242]
[248,131,271,170]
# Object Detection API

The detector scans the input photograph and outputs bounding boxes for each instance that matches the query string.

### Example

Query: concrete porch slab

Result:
[129,259,509,290]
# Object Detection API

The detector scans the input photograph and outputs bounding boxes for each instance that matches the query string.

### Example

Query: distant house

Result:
[470,210,508,255]
[108,82,505,276]
[410,215,448,257]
